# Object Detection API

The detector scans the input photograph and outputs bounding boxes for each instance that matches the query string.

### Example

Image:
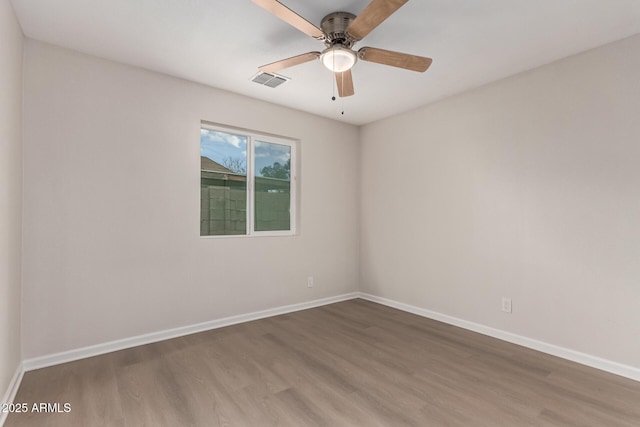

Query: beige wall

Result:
[16,27,640,372]
[0,0,23,399]
[360,34,640,368]
[22,40,360,359]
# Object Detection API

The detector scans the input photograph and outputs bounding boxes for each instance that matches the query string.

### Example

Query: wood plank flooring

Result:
[6,299,640,426]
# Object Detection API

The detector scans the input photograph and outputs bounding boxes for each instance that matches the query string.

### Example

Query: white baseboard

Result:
[23,292,359,372]
[358,292,640,382]
[15,290,640,393]
[0,362,25,427]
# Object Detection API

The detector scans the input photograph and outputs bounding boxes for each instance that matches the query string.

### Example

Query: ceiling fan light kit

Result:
[252,0,432,97]
[321,46,357,72]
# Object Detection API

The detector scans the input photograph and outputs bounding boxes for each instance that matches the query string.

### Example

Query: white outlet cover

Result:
[502,297,512,313]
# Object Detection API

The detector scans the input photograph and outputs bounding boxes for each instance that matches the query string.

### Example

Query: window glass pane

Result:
[254,140,291,232]
[200,129,247,236]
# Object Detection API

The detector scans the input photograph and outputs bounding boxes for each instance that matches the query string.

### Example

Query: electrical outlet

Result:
[307,276,314,288]
[501,297,512,313]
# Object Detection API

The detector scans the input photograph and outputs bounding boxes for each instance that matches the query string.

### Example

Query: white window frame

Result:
[200,122,297,238]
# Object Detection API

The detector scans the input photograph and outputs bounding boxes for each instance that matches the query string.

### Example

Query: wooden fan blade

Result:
[347,0,408,41]
[259,52,321,73]
[252,0,324,40]
[335,70,355,97]
[358,47,432,72]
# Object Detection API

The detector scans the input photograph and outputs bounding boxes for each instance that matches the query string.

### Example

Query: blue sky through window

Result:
[201,129,290,178]
[255,141,290,179]
[200,129,247,173]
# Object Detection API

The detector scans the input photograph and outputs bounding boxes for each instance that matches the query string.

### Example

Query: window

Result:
[200,123,296,237]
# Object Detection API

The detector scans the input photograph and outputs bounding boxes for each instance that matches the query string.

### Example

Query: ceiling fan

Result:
[252,0,432,97]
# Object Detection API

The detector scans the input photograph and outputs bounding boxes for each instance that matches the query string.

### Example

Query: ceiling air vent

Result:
[251,71,289,88]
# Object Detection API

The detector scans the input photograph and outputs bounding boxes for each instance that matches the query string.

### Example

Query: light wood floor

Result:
[6,299,640,426]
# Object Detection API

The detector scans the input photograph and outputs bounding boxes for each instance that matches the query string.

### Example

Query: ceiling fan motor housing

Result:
[321,12,357,48]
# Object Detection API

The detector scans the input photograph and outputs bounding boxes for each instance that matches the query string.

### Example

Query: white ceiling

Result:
[11,0,640,125]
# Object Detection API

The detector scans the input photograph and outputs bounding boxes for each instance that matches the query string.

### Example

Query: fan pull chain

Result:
[331,54,336,101]
[341,73,345,115]
[331,74,336,101]
[329,54,344,115]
